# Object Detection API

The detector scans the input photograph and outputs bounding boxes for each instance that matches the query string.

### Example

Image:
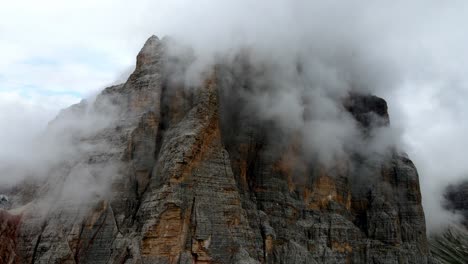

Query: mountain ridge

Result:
[0,36,432,264]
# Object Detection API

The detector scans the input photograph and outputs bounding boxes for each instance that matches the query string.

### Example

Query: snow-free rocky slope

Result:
[0,36,431,264]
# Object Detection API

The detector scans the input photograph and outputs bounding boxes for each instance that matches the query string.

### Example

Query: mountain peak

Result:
[135,35,163,70]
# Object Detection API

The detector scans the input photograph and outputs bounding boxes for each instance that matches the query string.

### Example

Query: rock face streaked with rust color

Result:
[0,36,432,263]
[0,210,21,264]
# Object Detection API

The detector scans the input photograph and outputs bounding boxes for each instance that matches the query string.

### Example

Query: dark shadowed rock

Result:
[344,92,390,128]
[444,180,468,229]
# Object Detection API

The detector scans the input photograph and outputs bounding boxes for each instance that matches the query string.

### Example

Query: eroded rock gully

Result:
[0,36,432,264]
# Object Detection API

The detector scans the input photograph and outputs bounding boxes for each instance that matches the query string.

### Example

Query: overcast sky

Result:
[1,0,467,231]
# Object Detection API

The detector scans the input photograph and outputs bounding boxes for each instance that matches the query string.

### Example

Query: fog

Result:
[0,96,120,211]
[1,0,468,232]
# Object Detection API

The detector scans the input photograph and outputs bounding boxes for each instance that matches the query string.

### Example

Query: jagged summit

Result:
[0,36,432,264]
[146,34,159,42]
[136,35,163,70]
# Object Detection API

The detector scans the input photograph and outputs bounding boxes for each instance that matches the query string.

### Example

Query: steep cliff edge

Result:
[0,36,430,264]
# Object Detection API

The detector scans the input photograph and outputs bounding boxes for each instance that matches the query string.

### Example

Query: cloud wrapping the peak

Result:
[1,0,468,231]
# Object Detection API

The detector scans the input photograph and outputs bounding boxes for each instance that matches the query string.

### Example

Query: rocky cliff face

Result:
[0,36,431,264]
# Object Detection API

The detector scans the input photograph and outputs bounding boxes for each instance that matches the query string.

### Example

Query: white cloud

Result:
[0,90,78,172]
[389,81,468,231]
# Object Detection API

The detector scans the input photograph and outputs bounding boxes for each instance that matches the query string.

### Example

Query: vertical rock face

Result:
[0,211,21,264]
[0,36,430,263]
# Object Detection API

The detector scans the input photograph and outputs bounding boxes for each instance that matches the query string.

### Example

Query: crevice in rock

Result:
[259,224,269,262]
[187,196,196,250]
[130,81,170,225]
[108,204,121,236]
[116,247,131,264]
[30,221,47,264]
[189,197,197,242]
[87,209,109,250]
[130,170,151,226]
[73,220,86,263]
[153,80,169,163]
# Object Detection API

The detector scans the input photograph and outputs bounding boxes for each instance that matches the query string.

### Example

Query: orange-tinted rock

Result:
[0,210,21,264]
[141,205,184,261]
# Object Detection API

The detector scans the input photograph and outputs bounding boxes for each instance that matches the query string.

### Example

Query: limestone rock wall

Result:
[0,36,430,264]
